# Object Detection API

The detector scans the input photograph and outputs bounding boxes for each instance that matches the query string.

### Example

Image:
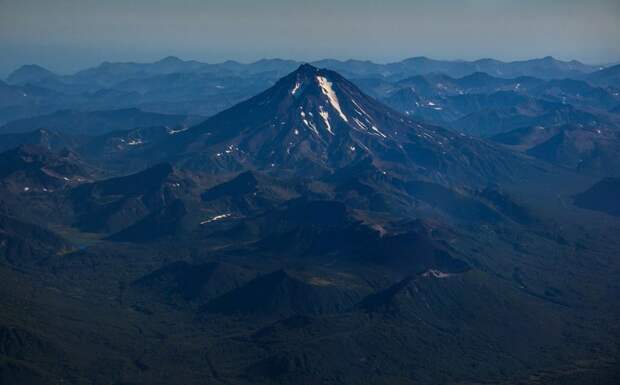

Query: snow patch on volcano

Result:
[303,119,320,136]
[127,139,144,146]
[318,106,334,135]
[371,125,387,138]
[317,76,348,122]
[167,126,189,135]
[422,269,452,279]
[201,213,232,224]
[353,117,369,131]
[351,99,369,118]
[291,81,302,95]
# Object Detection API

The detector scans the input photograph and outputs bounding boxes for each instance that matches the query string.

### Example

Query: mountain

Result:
[378,71,618,137]
[68,163,202,236]
[0,145,93,194]
[0,108,201,136]
[452,100,601,137]
[0,81,71,125]
[382,89,533,133]
[6,65,59,85]
[529,78,619,109]
[73,125,193,173]
[259,201,462,265]
[200,170,300,217]
[492,123,620,176]
[196,187,472,274]
[315,56,598,80]
[489,56,598,79]
[0,128,82,153]
[0,213,71,265]
[0,325,63,384]
[204,269,368,317]
[106,198,189,242]
[161,64,533,185]
[391,72,545,98]
[573,177,620,216]
[586,63,620,88]
[358,272,536,324]
[70,160,173,233]
[525,127,619,173]
[245,270,576,385]
[132,261,254,303]
[0,145,99,227]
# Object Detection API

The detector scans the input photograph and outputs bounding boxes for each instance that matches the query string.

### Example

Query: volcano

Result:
[162,64,533,185]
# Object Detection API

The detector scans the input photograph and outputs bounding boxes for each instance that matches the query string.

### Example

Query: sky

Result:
[1,0,619,77]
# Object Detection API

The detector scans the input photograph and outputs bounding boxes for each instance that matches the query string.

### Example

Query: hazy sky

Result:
[1,0,619,76]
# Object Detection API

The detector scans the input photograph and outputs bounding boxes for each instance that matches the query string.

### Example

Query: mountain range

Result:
[2,55,618,178]
[1,56,614,124]
[1,62,619,385]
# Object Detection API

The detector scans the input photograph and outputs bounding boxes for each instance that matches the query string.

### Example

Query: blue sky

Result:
[1,0,619,76]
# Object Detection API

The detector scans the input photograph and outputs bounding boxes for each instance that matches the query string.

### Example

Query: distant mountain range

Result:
[5,56,603,86]
[0,56,613,124]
